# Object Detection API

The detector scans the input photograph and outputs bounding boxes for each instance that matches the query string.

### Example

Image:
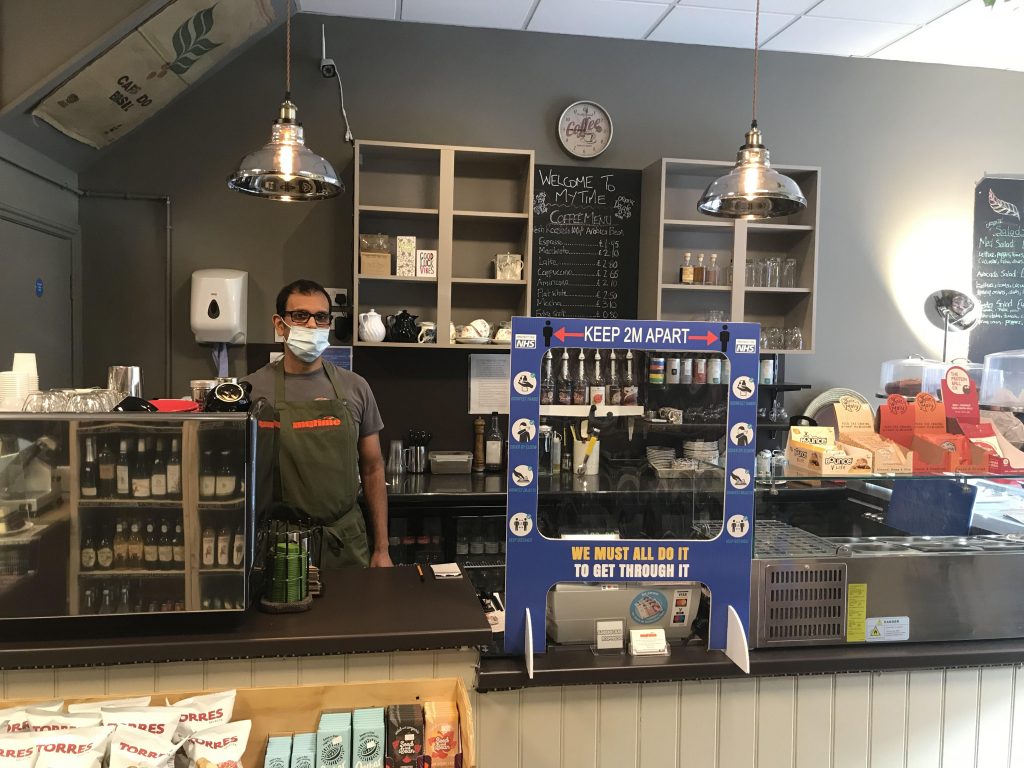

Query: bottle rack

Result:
[68,418,249,615]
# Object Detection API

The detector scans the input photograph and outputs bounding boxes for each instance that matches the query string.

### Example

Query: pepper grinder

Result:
[472,416,486,473]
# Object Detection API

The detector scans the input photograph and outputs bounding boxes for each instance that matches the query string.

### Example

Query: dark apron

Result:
[275,361,370,567]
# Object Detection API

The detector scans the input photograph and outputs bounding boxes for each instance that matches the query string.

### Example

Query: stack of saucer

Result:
[683,440,720,466]
[646,446,676,470]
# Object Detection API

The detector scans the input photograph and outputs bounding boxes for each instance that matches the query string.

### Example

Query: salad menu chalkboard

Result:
[971,177,1024,359]
[531,164,640,319]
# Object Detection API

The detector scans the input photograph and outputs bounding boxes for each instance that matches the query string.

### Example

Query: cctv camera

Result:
[320,58,336,78]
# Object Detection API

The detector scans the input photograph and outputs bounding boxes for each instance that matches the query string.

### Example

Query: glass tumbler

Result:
[765,257,782,288]
[782,258,798,288]
[784,327,804,350]
[745,259,757,288]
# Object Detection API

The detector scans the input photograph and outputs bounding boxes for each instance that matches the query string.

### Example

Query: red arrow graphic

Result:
[690,331,719,347]
[553,327,584,343]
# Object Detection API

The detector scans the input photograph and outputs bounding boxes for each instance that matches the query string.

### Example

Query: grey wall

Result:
[78,14,1024,405]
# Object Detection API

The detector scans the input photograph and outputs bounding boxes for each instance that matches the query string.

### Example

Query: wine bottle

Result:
[172,522,185,569]
[485,412,503,473]
[98,587,114,615]
[166,438,182,499]
[143,519,159,569]
[201,524,216,567]
[116,582,131,614]
[215,450,236,498]
[540,350,555,405]
[556,348,573,405]
[131,437,151,499]
[199,450,216,500]
[127,520,144,568]
[572,349,588,405]
[151,439,167,498]
[80,438,97,498]
[589,349,606,405]
[115,439,131,498]
[97,440,116,497]
[80,526,96,572]
[96,528,114,573]
[158,520,173,570]
[231,525,245,567]
[111,521,126,569]
[216,524,232,567]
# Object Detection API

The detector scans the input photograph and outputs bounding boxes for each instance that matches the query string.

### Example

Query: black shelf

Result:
[758,383,811,393]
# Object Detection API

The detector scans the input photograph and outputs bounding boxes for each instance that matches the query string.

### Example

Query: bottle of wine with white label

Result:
[485,412,503,473]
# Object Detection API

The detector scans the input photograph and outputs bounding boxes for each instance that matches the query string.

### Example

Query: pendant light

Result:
[228,0,341,201]
[697,0,805,219]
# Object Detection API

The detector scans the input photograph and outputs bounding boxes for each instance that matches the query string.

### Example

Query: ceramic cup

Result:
[417,321,437,344]
[460,318,491,339]
[494,323,513,343]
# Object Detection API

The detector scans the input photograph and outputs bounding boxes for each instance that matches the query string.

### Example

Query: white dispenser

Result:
[190,269,247,344]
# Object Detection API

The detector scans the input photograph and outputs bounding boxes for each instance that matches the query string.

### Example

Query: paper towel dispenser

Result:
[191,269,247,344]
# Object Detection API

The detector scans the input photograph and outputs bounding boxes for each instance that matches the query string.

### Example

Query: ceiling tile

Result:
[808,0,965,26]
[299,0,397,19]
[648,6,794,47]
[676,0,817,14]
[528,0,669,39]
[762,16,915,56]
[873,0,1024,70]
[402,0,533,28]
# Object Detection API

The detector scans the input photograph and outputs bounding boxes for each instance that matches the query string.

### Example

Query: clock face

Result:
[557,101,613,159]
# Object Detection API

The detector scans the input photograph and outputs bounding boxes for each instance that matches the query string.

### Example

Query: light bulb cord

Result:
[285,0,292,98]
[752,0,760,127]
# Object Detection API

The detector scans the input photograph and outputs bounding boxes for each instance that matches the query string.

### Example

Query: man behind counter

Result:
[244,279,392,568]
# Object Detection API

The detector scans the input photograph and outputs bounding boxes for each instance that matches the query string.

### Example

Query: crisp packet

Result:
[170,690,236,741]
[102,706,185,743]
[423,701,459,768]
[69,696,152,714]
[109,724,181,768]
[27,708,102,731]
[34,724,115,768]
[0,731,38,767]
[186,719,251,768]
[0,701,65,733]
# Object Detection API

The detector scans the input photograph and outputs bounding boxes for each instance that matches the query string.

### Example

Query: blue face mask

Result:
[285,324,330,362]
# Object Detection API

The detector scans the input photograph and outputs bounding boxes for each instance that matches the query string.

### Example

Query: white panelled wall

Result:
[3,654,1024,767]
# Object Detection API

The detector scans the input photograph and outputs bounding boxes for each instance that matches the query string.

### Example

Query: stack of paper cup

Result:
[0,371,27,410]
[12,353,38,393]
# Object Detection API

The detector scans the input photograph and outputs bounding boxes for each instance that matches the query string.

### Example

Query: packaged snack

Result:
[423,701,459,768]
[27,708,102,731]
[109,724,180,768]
[386,705,423,768]
[102,706,185,742]
[185,719,251,768]
[69,696,152,714]
[0,731,38,767]
[263,735,292,768]
[290,733,315,768]
[316,712,351,768]
[35,724,115,768]
[1,701,64,733]
[351,708,383,768]
[171,690,236,741]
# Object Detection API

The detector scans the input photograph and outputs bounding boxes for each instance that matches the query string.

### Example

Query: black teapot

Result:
[386,310,419,343]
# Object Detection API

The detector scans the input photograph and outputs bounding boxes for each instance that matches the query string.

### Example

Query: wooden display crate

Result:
[4,676,476,768]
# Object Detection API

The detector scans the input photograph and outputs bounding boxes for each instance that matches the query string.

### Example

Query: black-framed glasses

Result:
[282,310,331,327]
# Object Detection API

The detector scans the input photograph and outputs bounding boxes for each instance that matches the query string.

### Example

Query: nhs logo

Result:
[515,334,537,349]
[734,339,757,354]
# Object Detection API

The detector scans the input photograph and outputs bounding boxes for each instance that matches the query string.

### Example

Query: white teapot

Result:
[358,309,387,342]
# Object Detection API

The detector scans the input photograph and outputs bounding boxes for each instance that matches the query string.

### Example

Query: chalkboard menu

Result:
[531,164,640,319]
[971,177,1024,359]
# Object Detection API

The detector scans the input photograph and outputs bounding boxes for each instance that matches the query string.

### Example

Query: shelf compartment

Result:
[357,144,440,210]
[744,291,814,352]
[661,226,734,286]
[357,212,439,278]
[78,498,183,509]
[79,569,184,578]
[662,160,732,221]
[664,219,733,231]
[451,282,527,333]
[355,281,439,339]
[453,150,531,215]
[660,287,731,323]
[452,217,529,281]
[745,287,811,294]
[540,405,645,417]
[661,284,731,292]
[756,167,819,228]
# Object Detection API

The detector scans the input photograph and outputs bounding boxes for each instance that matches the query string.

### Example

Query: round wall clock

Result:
[557,100,613,159]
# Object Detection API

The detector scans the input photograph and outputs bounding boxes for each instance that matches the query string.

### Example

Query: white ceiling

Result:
[299,0,1024,72]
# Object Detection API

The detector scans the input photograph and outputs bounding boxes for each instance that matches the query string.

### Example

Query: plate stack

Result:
[683,440,720,466]
[645,446,675,471]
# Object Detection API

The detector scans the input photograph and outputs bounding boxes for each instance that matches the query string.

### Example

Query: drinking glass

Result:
[765,257,782,288]
[766,327,784,351]
[782,258,798,288]
[784,327,804,350]
[744,259,757,287]
[21,392,44,413]
[756,257,768,287]
[42,390,71,413]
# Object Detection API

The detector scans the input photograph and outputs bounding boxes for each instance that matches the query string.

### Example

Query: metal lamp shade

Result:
[228,100,342,201]
[698,125,806,220]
